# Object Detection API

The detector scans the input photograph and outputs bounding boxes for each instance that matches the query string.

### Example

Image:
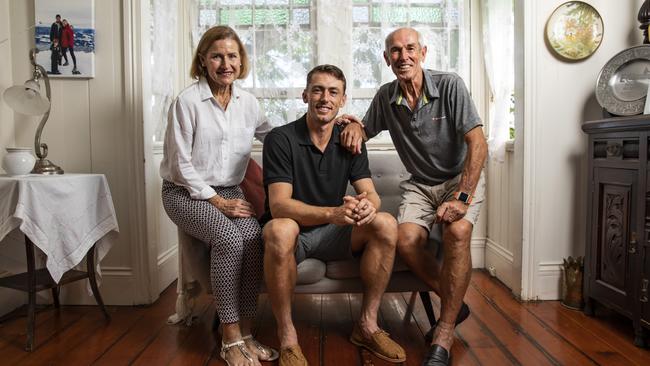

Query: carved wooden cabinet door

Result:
[583,116,650,346]
[641,178,650,328]
[589,167,639,317]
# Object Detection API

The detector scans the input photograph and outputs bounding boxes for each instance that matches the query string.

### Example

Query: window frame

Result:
[176,0,487,151]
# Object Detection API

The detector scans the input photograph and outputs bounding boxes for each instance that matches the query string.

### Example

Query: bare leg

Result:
[263,218,300,348]
[397,223,442,294]
[240,317,278,361]
[432,220,473,350]
[221,321,259,366]
[222,321,243,343]
[351,213,398,337]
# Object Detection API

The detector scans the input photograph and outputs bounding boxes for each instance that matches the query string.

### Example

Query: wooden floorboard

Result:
[402,292,480,366]
[1,270,649,365]
[470,271,596,366]
[464,284,552,365]
[93,282,179,365]
[321,294,361,366]
[544,302,649,366]
[523,301,638,366]
[378,292,426,366]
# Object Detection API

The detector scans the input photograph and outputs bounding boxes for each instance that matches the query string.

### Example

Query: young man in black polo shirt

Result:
[261,65,405,366]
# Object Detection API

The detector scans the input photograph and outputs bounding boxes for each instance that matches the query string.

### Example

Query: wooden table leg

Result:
[87,244,110,320]
[51,286,60,308]
[24,236,36,352]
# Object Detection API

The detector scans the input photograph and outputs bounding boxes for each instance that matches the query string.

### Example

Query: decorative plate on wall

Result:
[545,1,603,61]
[596,45,650,116]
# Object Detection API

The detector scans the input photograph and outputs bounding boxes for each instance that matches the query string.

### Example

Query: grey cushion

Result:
[296,258,326,285]
[325,257,412,280]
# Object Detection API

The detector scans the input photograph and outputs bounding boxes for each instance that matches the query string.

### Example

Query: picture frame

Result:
[596,45,650,116]
[34,0,95,79]
[545,1,603,61]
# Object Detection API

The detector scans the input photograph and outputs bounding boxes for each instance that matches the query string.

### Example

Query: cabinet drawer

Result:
[593,138,639,160]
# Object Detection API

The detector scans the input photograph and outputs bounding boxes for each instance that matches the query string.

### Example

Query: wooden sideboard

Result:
[582,115,650,347]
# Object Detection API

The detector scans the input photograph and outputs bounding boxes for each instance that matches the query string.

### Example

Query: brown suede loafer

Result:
[350,325,406,363]
[279,344,308,366]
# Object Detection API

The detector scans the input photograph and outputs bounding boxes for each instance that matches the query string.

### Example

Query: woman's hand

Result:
[208,195,256,218]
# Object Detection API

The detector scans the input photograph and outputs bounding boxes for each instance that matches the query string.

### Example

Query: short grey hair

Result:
[384,28,424,52]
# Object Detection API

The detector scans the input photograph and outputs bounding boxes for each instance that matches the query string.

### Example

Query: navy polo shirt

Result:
[260,115,371,228]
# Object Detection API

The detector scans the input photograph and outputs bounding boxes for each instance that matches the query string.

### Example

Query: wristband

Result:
[454,191,472,204]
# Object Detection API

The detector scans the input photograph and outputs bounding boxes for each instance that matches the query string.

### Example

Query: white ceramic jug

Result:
[2,147,36,176]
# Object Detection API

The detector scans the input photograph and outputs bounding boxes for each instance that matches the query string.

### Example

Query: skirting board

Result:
[471,237,486,269]
[157,245,179,294]
[57,270,143,306]
[536,261,564,300]
[484,239,515,289]
[0,287,26,318]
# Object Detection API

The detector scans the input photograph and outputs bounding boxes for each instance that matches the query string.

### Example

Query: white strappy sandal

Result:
[242,335,279,362]
[220,339,255,366]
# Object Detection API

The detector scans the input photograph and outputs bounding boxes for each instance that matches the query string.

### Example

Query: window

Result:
[348,0,468,143]
[197,0,313,125]
[188,0,469,145]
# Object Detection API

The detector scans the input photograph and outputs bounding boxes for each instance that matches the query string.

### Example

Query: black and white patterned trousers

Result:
[161,180,262,324]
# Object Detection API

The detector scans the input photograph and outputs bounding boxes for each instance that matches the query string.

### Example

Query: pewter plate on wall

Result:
[596,45,650,116]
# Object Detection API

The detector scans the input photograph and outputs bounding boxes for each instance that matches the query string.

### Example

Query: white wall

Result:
[0,0,14,149]
[0,0,27,316]
[520,0,644,300]
[0,0,154,316]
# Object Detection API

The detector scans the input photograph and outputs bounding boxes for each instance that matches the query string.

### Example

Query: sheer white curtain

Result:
[185,0,468,141]
[481,0,513,162]
[151,0,179,142]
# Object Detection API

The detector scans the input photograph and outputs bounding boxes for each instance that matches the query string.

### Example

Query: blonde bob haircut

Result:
[190,25,250,80]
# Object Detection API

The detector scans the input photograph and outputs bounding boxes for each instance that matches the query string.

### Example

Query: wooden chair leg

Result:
[25,237,37,352]
[212,308,220,331]
[419,291,437,328]
[87,244,110,320]
[51,286,60,308]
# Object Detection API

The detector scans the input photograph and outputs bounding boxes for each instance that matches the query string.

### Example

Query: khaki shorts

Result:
[397,171,485,230]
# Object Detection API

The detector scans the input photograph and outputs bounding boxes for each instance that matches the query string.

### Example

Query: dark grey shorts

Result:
[295,224,354,264]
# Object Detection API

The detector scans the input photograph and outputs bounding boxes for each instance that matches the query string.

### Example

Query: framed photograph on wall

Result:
[34,0,95,78]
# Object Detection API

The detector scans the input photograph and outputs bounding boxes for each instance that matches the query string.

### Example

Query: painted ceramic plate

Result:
[596,45,650,116]
[546,1,603,61]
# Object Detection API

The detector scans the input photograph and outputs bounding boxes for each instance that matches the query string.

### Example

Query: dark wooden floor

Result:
[1,270,649,365]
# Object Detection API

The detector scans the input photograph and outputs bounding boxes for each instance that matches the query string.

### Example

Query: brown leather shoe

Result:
[279,344,308,366]
[350,324,406,363]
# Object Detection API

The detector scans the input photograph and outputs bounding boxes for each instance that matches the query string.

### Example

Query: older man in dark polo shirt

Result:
[340,28,488,366]
[261,64,405,366]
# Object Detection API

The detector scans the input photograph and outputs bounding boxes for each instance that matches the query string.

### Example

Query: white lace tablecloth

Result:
[0,174,119,283]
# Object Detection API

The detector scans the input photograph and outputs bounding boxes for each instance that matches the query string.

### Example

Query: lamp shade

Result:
[2,79,50,115]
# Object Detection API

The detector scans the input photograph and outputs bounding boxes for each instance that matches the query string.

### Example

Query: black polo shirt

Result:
[260,115,371,228]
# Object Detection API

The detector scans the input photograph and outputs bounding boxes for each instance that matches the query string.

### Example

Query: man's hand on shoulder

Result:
[337,114,365,155]
[435,199,468,224]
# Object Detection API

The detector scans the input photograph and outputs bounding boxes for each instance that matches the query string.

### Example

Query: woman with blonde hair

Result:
[160,25,278,366]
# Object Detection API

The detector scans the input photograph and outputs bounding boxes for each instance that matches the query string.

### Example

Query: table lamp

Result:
[2,48,63,174]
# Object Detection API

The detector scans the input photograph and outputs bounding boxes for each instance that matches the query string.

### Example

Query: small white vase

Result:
[2,147,36,176]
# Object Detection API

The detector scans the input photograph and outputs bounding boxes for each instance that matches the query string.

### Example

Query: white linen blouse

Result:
[159,77,277,200]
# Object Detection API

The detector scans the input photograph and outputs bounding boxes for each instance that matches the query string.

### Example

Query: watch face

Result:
[458,192,470,203]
